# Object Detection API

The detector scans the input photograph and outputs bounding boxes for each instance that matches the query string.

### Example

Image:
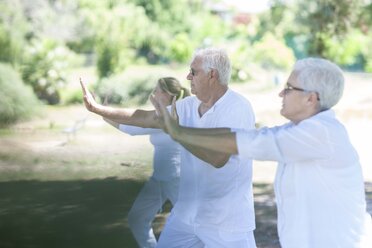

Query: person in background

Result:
[153,57,372,248]
[80,47,257,247]
[104,77,189,248]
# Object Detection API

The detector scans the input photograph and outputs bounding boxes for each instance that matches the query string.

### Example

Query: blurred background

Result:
[0,0,371,247]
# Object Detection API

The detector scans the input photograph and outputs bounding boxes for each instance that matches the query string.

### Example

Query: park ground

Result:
[0,69,372,248]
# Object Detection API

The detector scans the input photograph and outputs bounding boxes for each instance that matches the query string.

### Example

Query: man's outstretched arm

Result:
[151,95,239,166]
[80,78,161,128]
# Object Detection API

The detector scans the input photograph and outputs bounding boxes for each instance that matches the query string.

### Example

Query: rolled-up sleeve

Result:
[234,119,332,163]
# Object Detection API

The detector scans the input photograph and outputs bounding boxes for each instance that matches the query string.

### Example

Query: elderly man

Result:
[80,48,257,247]
[155,57,372,248]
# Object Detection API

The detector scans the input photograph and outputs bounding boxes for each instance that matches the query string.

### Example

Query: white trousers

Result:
[127,177,179,248]
[157,213,257,248]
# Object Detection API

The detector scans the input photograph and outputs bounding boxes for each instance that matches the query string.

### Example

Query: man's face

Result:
[279,72,310,123]
[186,57,210,100]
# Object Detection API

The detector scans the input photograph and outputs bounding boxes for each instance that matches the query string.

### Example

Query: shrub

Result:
[21,39,82,104]
[230,42,255,83]
[167,33,194,63]
[253,33,295,70]
[323,31,365,67]
[60,87,84,105]
[0,1,29,65]
[95,73,156,106]
[0,63,40,127]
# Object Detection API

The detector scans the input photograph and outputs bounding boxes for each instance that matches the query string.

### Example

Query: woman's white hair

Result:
[192,48,231,86]
[294,57,344,110]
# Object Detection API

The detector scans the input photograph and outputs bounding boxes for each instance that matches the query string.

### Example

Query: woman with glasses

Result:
[104,77,190,248]
[154,58,372,248]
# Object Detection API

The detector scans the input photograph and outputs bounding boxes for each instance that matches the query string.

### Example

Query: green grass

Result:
[0,178,142,248]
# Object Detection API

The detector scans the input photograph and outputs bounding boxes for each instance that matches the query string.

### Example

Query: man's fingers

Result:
[149,94,161,116]
[79,77,88,95]
[158,99,169,117]
[171,96,176,118]
[171,96,178,120]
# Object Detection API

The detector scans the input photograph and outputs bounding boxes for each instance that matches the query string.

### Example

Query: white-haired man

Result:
[80,48,257,247]
[155,57,372,248]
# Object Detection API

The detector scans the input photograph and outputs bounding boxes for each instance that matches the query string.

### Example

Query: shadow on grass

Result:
[0,177,143,248]
[0,179,370,248]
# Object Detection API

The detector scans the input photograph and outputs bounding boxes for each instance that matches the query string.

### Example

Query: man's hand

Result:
[150,95,180,139]
[79,77,98,112]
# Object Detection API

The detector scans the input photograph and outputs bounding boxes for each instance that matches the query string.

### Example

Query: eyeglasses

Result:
[189,67,214,77]
[283,83,306,94]
[283,83,320,101]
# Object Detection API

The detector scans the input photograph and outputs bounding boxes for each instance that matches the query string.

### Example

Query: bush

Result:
[0,1,29,65]
[167,33,194,63]
[21,39,82,104]
[361,34,372,72]
[60,88,84,105]
[252,33,295,70]
[95,73,156,106]
[0,63,40,127]
[323,31,365,67]
[230,42,255,83]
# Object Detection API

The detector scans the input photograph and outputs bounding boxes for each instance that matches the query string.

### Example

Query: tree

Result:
[294,0,364,57]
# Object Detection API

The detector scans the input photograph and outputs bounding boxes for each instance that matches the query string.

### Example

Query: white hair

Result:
[294,57,344,110]
[192,48,231,85]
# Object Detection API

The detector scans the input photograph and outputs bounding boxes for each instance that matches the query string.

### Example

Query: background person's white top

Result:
[173,90,256,232]
[235,110,372,247]
[119,125,181,181]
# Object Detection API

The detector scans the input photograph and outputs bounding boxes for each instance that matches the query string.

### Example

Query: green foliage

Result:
[294,0,364,57]
[366,61,372,73]
[21,39,81,104]
[95,73,156,106]
[323,30,365,66]
[284,33,309,59]
[189,13,229,46]
[94,3,163,77]
[256,1,294,40]
[362,33,372,72]
[0,63,40,127]
[253,33,295,70]
[167,33,194,63]
[128,0,195,33]
[0,0,29,65]
[358,2,372,31]
[60,88,84,105]
[96,38,131,79]
[230,42,254,82]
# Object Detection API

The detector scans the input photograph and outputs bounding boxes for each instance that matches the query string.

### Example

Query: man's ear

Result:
[210,69,216,79]
[308,92,319,105]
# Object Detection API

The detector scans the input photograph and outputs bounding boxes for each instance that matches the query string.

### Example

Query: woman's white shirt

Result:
[119,125,181,181]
